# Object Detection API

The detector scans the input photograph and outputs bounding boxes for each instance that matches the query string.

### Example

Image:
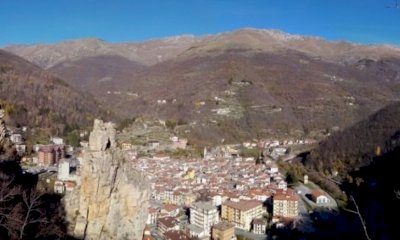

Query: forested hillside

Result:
[306,102,400,175]
[300,103,400,239]
[0,50,108,136]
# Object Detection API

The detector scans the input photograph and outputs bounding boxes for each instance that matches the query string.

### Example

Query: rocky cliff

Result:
[0,107,14,160]
[0,108,8,147]
[65,119,150,240]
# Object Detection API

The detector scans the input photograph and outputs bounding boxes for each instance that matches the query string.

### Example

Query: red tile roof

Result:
[273,193,299,201]
[213,221,235,231]
[158,217,178,228]
[164,230,189,240]
[311,190,326,198]
[222,200,263,211]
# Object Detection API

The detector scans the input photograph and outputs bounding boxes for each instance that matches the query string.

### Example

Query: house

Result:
[183,193,197,207]
[161,204,180,217]
[267,166,279,174]
[21,156,33,164]
[51,137,64,145]
[212,222,236,240]
[147,207,159,225]
[252,218,267,234]
[143,225,153,240]
[157,217,179,237]
[277,180,287,190]
[64,181,76,191]
[221,200,265,231]
[147,140,160,149]
[186,224,207,239]
[183,169,196,180]
[10,133,23,144]
[54,180,65,194]
[209,192,223,206]
[311,190,331,204]
[248,189,272,202]
[120,142,133,150]
[33,144,43,153]
[80,141,89,148]
[15,144,26,154]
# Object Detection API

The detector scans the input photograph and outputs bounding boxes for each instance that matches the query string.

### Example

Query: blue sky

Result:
[0,0,399,46]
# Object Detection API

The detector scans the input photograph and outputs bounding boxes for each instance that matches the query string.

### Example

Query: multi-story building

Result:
[157,216,179,237]
[147,207,159,225]
[212,221,236,240]
[190,201,219,236]
[58,160,70,180]
[272,190,299,219]
[221,200,265,231]
[252,218,267,234]
[38,145,65,166]
[38,146,55,166]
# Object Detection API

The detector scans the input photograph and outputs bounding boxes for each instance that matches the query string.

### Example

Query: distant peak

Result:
[65,37,106,44]
[231,28,307,41]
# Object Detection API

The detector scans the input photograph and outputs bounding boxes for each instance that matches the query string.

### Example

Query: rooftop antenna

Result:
[386,0,400,8]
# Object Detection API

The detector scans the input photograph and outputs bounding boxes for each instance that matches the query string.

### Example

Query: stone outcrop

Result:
[0,108,9,147]
[88,119,116,151]
[66,119,150,240]
[0,108,13,160]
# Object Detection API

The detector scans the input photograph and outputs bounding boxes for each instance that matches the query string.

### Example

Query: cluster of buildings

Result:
[19,136,81,194]
[133,153,303,239]
[9,126,28,155]
[21,137,72,167]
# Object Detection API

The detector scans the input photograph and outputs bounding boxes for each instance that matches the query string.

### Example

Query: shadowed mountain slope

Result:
[0,49,107,134]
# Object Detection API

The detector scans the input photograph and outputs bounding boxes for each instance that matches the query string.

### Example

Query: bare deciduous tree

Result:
[14,189,45,239]
[343,195,371,240]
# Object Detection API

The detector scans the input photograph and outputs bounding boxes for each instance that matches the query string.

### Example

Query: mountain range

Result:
[3,28,400,144]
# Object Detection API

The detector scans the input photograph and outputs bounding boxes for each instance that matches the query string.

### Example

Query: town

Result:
[8,122,336,240]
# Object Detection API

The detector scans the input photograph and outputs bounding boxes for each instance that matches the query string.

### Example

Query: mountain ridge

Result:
[4,28,400,69]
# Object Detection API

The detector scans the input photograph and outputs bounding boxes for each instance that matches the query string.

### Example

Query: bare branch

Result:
[349,195,371,240]
[342,208,359,215]
[18,189,45,239]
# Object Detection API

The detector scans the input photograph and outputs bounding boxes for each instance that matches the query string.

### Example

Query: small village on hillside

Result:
[7,118,337,240]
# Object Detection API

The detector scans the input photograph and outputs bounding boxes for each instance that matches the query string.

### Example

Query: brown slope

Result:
[95,48,400,144]
[49,55,145,94]
[307,101,400,173]
[0,49,107,133]
[4,35,205,68]
[177,28,400,63]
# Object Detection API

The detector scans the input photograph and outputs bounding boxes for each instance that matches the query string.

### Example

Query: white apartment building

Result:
[190,201,219,236]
